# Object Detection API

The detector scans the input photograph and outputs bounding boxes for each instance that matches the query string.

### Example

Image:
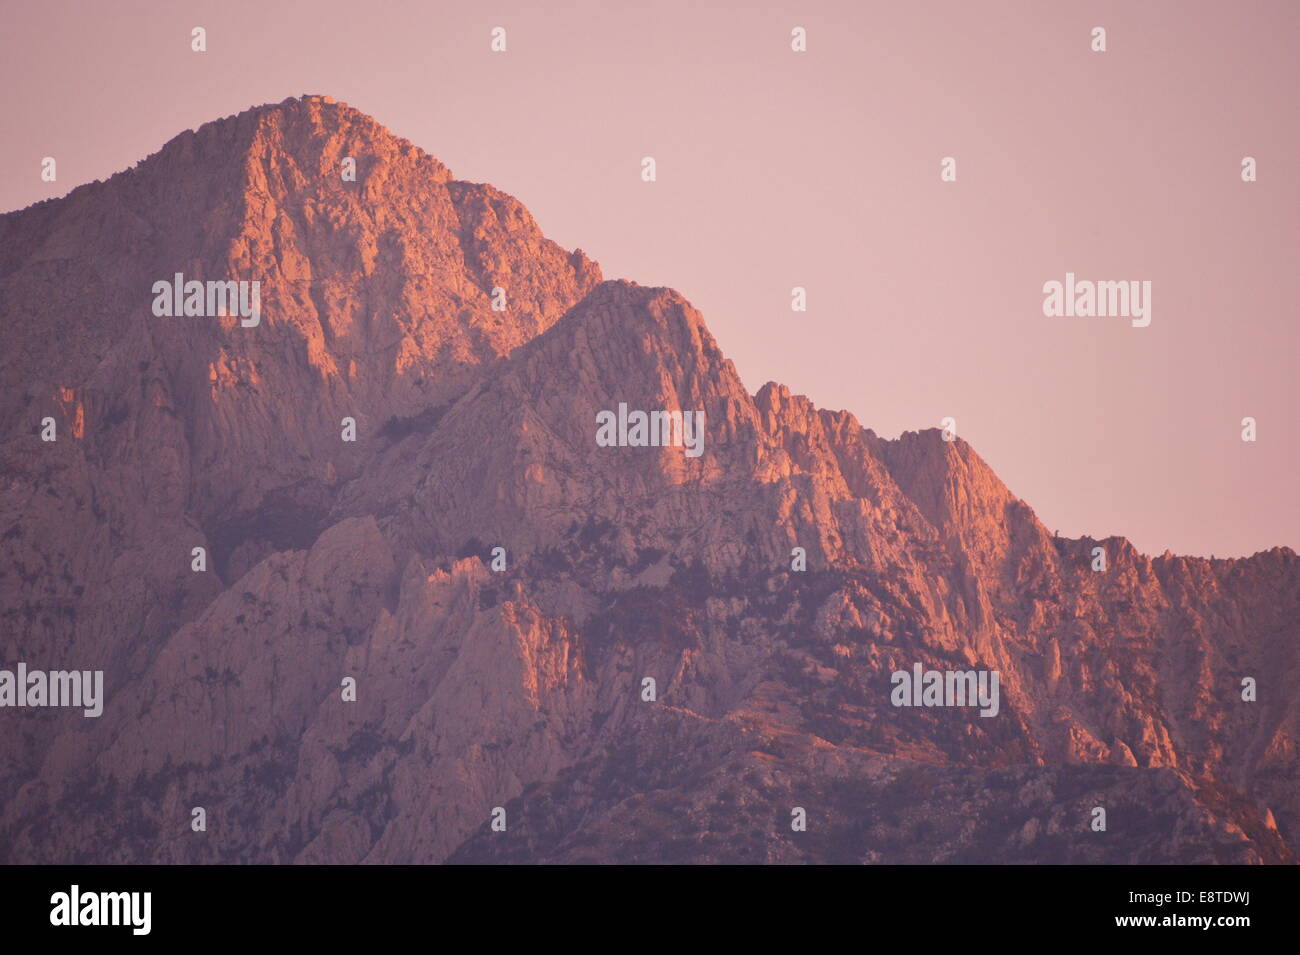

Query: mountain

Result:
[0,95,1294,864]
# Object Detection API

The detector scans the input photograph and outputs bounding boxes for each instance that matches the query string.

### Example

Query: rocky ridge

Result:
[0,96,1294,864]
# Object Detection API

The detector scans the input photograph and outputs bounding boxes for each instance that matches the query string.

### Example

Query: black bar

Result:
[4,864,1280,942]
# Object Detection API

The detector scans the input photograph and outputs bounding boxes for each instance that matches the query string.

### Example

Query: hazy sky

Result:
[2,0,1295,557]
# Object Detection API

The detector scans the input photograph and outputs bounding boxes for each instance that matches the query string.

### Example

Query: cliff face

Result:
[0,96,1294,864]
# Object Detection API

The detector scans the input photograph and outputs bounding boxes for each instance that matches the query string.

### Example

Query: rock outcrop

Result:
[0,96,1294,864]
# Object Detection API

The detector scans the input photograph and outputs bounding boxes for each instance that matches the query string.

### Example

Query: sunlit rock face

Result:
[0,97,1294,864]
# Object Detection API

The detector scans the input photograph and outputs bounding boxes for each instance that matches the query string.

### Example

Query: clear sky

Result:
[2,0,1295,557]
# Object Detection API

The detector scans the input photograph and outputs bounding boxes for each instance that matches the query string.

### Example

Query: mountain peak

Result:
[1,101,1295,866]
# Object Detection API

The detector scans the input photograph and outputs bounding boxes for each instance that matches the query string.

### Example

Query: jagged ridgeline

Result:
[0,96,1294,863]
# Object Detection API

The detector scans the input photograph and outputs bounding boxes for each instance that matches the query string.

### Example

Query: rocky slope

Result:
[0,96,1294,864]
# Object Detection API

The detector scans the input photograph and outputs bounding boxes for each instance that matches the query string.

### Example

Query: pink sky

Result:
[2,0,1295,557]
